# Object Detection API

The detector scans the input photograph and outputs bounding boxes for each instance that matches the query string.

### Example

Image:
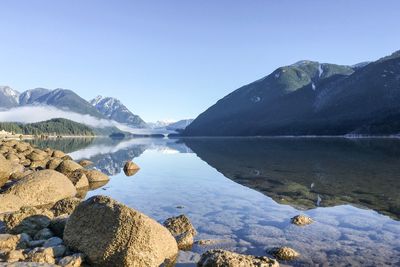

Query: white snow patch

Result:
[275,73,280,78]
[251,96,261,103]
[318,64,324,78]
[312,83,316,90]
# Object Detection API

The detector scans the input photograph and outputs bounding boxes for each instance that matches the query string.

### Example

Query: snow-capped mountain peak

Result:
[0,86,20,103]
[90,96,148,128]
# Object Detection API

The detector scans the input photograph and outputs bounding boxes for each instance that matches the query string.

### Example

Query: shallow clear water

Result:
[31,137,400,266]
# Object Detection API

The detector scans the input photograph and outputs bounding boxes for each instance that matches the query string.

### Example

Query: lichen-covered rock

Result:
[291,215,313,226]
[50,198,81,217]
[64,196,178,267]
[175,232,194,250]
[198,249,279,267]
[55,160,82,176]
[271,246,300,261]
[0,170,77,213]
[164,215,197,236]
[163,214,197,250]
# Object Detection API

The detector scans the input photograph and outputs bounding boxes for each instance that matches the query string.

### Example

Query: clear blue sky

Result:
[0,0,399,122]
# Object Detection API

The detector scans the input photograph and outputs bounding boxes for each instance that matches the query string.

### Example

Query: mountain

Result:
[148,120,177,129]
[19,88,51,105]
[0,86,20,109]
[90,96,147,128]
[185,50,400,136]
[0,118,95,136]
[29,89,104,118]
[166,119,193,131]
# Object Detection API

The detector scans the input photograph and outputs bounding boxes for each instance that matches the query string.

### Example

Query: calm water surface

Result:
[31,137,400,266]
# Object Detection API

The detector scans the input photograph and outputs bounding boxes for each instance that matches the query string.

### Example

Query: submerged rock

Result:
[0,170,76,213]
[198,249,279,267]
[291,215,313,226]
[64,195,178,267]
[270,246,300,261]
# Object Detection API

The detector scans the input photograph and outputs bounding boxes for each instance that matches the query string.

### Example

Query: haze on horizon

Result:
[0,0,399,122]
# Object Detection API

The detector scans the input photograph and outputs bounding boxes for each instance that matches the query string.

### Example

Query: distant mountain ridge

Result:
[0,86,20,108]
[185,50,400,136]
[90,95,148,128]
[0,88,147,129]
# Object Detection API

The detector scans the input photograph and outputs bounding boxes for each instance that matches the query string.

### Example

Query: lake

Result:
[29,137,400,266]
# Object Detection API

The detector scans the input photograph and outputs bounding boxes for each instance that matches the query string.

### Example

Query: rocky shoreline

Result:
[0,139,307,266]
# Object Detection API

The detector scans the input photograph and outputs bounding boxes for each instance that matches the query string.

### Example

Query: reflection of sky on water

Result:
[83,148,400,266]
[32,137,400,266]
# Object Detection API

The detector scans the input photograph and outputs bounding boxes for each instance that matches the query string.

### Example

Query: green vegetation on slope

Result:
[0,118,95,136]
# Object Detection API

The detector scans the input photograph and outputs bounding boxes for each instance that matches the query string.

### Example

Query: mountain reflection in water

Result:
[184,138,400,220]
[31,137,400,266]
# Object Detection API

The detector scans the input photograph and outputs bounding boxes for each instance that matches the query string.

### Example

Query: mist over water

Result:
[0,106,166,135]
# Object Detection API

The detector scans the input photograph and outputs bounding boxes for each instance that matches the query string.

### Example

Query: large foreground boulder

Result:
[64,196,178,267]
[198,249,279,267]
[0,170,77,213]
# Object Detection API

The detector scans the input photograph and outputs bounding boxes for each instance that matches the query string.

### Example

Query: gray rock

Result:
[58,253,85,267]
[49,215,69,238]
[43,237,63,248]
[34,228,54,241]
